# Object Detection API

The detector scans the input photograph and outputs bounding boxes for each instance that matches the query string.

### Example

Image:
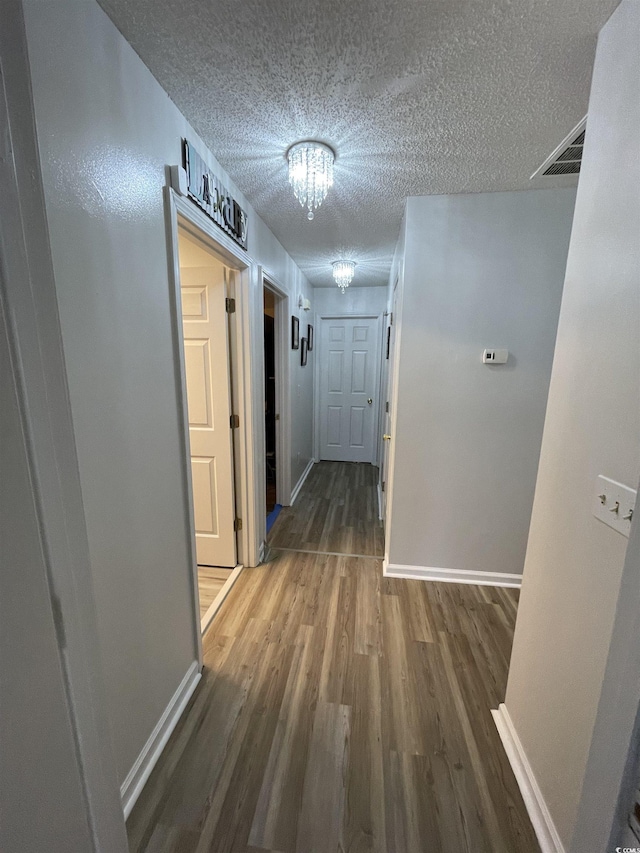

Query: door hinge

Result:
[234,517,243,532]
[389,312,393,326]
[381,481,385,492]
[275,413,280,421]
[230,414,240,429]
[385,401,389,413]
[225,297,236,314]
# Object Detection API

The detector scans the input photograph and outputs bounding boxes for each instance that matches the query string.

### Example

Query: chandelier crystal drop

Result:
[287,141,335,220]
[332,260,356,293]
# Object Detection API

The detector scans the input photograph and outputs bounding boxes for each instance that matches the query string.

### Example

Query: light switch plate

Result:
[593,475,636,538]
[483,348,508,364]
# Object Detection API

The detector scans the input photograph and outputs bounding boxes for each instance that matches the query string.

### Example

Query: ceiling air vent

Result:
[530,117,587,180]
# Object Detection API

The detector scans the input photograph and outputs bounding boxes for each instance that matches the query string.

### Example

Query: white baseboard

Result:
[383,559,522,588]
[121,660,201,818]
[200,563,243,635]
[492,704,565,853]
[290,458,315,505]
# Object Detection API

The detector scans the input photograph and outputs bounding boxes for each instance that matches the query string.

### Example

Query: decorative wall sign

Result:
[291,316,299,350]
[300,337,308,367]
[183,139,248,249]
[307,324,314,351]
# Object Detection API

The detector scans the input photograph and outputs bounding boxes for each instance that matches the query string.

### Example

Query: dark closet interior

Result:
[264,289,276,514]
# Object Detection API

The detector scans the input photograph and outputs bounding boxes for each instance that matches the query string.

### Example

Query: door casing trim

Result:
[165,188,260,664]
[261,272,292,507]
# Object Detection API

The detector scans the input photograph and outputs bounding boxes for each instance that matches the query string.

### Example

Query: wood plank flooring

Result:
[127,551,539,852]
[198,567,233,619]
[268,461,384,557]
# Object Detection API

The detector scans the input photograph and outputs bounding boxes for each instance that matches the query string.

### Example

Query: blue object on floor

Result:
[266,503,282,534]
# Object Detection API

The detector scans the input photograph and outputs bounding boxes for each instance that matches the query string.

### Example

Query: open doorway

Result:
[264,288,277,515]
[176,222,241,633]
[263,282,286,533]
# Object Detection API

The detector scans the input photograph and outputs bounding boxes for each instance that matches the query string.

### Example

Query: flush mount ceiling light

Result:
[332,260,356,293]
[287,140,335,220]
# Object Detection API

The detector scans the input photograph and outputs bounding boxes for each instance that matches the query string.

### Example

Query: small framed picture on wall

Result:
[291,315,299,350]
[307,324,314,351]
[300,337,308,366]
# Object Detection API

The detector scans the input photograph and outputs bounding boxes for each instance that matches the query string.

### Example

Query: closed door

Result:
[180,240,236,568]
[319,316,380,463]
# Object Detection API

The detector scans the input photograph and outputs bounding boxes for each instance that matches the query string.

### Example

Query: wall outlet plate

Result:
[593,475,636,538]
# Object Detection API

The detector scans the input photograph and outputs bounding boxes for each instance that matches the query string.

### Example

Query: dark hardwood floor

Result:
[267,461,384,557]
[127,461,538,852]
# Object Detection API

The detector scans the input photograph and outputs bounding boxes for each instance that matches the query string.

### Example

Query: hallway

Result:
[127,463,538,853]
[4,0,638,846]
[268,461,384,557]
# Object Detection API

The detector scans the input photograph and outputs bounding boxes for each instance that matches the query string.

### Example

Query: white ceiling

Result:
[99,0,617,287]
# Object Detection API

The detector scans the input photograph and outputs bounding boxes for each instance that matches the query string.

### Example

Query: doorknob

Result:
[367,398,373,405]
[383,434,391,441]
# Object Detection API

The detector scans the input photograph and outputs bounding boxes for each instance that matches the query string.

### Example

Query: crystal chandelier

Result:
[332,260,356,293]
[287,141,334,220]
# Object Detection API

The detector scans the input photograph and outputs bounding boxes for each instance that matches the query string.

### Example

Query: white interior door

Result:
[179,231,236,568]
[319,316,380,463]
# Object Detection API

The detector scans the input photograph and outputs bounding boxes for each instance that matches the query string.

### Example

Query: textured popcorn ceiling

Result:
[99,0,617,287]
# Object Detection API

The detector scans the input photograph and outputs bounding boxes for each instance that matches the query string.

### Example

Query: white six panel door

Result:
[319,316,380,463]
[180,260,237,568]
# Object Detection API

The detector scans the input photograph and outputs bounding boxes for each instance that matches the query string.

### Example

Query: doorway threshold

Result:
[267,546,382,560]
[200,564,243,636]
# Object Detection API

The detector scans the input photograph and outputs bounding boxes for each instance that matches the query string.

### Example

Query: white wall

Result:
[314,285,389,317]
[21,0,313,791]
[1,276,97,853]
[253,222,314,492]
[504,1,640,848]
[287,289,315,491]
[0,4,127,843]
[387,188,576,579]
